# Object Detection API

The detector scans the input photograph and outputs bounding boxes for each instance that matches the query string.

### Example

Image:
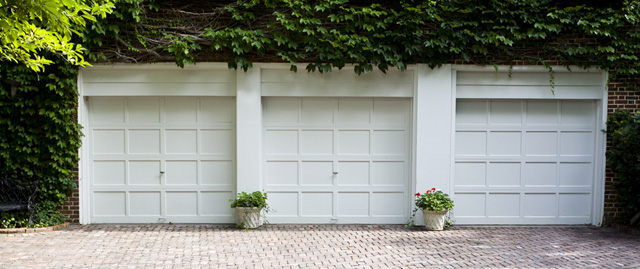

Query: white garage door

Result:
[89,97,235,223]
[263,98,411,224]
[454,99,597,224]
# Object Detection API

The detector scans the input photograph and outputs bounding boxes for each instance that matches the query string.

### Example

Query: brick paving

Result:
[1,225,639,268]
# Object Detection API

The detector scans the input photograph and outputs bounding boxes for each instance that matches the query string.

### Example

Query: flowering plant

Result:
[414,188,454,212]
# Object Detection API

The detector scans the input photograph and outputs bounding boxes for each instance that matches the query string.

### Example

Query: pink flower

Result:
[415,192,420,197]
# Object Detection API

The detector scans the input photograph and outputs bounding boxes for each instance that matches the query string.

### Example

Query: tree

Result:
[0,0,113,72]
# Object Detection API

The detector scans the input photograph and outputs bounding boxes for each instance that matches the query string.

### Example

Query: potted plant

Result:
[229,191,270,229]
[411,188,454,231]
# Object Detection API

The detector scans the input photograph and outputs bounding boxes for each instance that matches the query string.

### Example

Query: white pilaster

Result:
[236,66,262,192]
[414,64,454,194]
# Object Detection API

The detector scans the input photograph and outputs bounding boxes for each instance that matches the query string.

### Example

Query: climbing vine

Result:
[84,0,640,87]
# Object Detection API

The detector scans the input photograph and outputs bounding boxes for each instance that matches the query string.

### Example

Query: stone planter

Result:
[422,209,447,231]
[235,207,264,228]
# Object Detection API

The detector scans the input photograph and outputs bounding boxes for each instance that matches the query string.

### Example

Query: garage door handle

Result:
[333,172,339,175]
[160,171,165,174]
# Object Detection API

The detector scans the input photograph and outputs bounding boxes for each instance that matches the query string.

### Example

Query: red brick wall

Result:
[61,174,80,224]
[603,81,640,225]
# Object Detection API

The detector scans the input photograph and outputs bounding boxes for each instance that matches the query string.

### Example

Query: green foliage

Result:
[606,110,640,227]
[0,0,114,71]
[229,191,269,209]
[86,0,640,88]
[0,57,82,228]
[414,188,454,212]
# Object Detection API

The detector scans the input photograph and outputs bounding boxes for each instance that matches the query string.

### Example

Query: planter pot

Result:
[422,209,448,231]
[235,207,264,228]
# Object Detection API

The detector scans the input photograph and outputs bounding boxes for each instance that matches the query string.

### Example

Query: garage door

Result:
[89,97,235,223]
[454,99,597,224]
[263,98,411,224]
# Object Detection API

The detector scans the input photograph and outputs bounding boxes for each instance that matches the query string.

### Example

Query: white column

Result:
[236,66,262,192]
[413,64,454,224]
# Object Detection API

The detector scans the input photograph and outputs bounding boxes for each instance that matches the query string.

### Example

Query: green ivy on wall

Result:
[0,58,82,228]
[85,0,640,88]
[606,111,640,228]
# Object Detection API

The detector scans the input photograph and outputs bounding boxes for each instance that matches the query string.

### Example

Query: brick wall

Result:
[603,80,640,225]
[61,173,80,224]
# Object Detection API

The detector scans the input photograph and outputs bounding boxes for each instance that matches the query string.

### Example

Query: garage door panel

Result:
[373,99,410,124]
[301,99,336,124]
[372,130,405,155]
[371,192,404,216]
[455,132,487,156]
[490,101,522,125]
[200,98,235,123]
[455,99,596,224]
[487,193,520,217]
[561,101,594,126]
[201,129,234,154]
[264,99,300,124]
[526,101,559,125]
[90,97,236,223]
[129,161,161,185]
[487,162,520,187]
[371,162,404,186]
[91,98,125,123]
[200,192,234,216]
[559,132,594,156]
[94,161,126,185]
[523,163,556,186]
[94,192,126,216]
[525,132,557,156]
[166,130,197,154]
[338,130,370,154]
[129,130,161,154]
[301,162,333,186]
[524,193,556,217]
[455,162,486,186]
[200,161,234,185]
[265,130,298,154]
[264,97,410,224]
[301,130,333,155]
[457,100,488,125]
[166,192,198,216]
[128,98,160,123]
[301,192,333,216]
[129,192,161,216]
[268,192,299,216]
[265,161,298,186]
[165,97,198,123]
[337,99,372,124]
[337,162,369,186]
[338,192,369,216]
[93,130,125,154]
[487,132,521,155]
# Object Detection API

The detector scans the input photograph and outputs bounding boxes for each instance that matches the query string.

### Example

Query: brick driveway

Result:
[1,225,639,268]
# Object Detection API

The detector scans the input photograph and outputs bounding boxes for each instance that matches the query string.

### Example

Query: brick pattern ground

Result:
[1,225,639,268]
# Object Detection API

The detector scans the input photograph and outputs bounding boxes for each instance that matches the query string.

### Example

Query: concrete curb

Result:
[0,222,70,234]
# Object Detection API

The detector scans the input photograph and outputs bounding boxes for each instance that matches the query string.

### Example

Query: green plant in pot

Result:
[229,191,270,229]
[409,188,454,231]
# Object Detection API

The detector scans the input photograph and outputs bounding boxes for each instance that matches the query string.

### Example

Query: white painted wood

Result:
[456,85,603,99]
[261,68,413,97]
[236,67,262,192]
[263,97,411,224]
[78,70,91,224]
[81,65,236,96]
[457,72,603,86]
[413,65,454,225]
[454,100,598,225]
[88,97,236,223]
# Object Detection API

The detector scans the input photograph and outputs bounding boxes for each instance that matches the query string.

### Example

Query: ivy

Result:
[606,110,640,228]
[82,0,640,88]
[0,57,82,227]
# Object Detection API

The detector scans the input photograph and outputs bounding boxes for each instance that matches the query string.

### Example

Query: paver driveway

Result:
[1,225,639,268]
